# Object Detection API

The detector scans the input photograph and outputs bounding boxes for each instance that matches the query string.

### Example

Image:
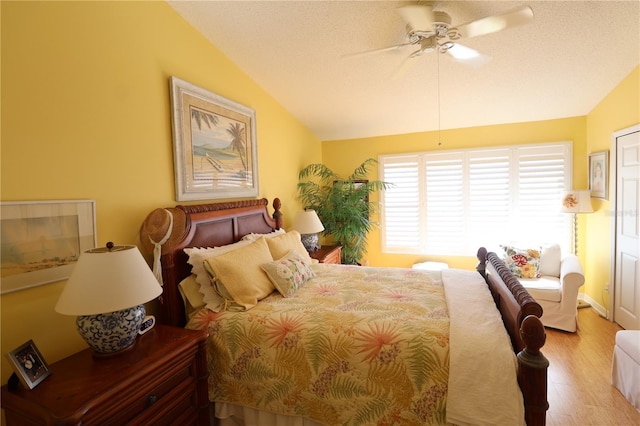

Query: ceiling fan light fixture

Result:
[439,41,455,53]
[447,43,480,60]
[446,28,461,40]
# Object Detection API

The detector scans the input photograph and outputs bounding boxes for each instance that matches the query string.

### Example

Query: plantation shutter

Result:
[424,153,465,254]
[379,155,422,252]
[467,149,512,252]
[514,144,572,246]
[380,142,572,256]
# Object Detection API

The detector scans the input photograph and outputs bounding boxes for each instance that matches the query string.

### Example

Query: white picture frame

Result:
[589,151,609,200]
[0,200,96,294]
[170,77,259,201]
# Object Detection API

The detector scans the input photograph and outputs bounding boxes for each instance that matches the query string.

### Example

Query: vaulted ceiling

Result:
[169,1,640,141]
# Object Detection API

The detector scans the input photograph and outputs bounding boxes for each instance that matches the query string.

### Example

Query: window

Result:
[379,142,573,256]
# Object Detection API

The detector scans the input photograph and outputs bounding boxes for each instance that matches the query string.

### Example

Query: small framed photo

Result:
[589,151,609,200]
[7,340,51,389]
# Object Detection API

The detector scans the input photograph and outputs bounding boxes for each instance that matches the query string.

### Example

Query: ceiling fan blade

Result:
[392,51,422,80]
[457,6,534,39]
[397,4,434,32]
[343,42,414,59]
[446,43,491,66]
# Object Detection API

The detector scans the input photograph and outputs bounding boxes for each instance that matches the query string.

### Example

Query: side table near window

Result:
[309,245,342,264]
[1,325,209,425]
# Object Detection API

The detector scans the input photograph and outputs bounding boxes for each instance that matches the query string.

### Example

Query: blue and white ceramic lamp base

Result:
[76,305,146,355]
[301,233,320,251]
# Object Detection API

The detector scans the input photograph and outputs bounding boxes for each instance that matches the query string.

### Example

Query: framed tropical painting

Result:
[170,77,259,201]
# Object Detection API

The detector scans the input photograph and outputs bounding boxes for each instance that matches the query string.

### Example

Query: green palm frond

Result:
[191,108,219,130]
[297,159,391,264]
[353,398,390,425]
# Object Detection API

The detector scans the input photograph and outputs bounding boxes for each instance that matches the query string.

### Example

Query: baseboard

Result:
[579,293,609,319]
[577,299,591,309]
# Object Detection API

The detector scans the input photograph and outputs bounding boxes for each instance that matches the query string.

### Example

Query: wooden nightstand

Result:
[309,245,342,264]
[1,325,209,425]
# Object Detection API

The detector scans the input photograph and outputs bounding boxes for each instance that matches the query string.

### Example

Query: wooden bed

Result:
[140,198,548,425]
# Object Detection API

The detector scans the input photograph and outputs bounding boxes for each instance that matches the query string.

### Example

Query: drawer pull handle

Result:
[146,394,158,406]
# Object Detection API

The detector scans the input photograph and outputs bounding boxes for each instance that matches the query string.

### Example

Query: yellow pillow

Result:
[177,275,206,317]
[204,238,275,310]
[265,230,313,262]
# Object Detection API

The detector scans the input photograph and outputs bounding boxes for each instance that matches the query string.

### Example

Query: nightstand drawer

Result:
[99,358,196,425]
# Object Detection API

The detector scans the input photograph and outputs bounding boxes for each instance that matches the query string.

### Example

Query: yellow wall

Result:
[322,116,588,270]
[585,66,640,312]
[1,0,321,385]
[1,0,638,392]
[322,66,639,310]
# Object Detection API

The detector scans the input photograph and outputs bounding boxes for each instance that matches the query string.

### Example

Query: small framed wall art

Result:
[588,151,609,200]
[0,200,97,294]
[170,77,259,201]
[7,340,51,390]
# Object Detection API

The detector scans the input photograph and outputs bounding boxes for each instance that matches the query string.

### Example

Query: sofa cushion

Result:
[539,244,562,278]
[519,276,562,303]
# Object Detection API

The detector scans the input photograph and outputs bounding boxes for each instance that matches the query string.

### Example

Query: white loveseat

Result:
[500,244,585,332]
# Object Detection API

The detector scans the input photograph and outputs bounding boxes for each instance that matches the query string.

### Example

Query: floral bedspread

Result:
[187,264,450,425]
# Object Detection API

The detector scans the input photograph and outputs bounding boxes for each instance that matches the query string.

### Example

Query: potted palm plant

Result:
[297,158,389,265]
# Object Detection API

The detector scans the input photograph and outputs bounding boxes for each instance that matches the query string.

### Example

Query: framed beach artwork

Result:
[170,77,259,201]
[589,151,609,200]
[0,200,96,294]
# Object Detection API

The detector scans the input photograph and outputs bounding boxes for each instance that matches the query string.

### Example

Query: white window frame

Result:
[379,142,573,256]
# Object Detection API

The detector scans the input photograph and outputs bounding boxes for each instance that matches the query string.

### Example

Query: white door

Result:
[613,126,640,330]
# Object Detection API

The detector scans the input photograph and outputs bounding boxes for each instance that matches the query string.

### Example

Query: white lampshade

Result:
[292,210,325,234]
[55,244,162,316]
[560,190,594,214]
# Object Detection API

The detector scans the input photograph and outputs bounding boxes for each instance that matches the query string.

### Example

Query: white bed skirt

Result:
[214,402,326,426]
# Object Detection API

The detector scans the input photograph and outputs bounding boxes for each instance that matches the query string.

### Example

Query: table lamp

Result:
[55,242,162,356]
[560,190,593,255]
[292,210,325,251]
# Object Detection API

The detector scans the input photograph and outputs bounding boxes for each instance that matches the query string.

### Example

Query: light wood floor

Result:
[544,308,640,425]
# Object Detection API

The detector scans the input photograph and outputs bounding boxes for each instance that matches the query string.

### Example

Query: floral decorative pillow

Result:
[261,251,315,297]
[501,245,542,279]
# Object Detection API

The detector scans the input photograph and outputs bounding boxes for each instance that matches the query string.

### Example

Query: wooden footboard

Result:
[477,247,549,426]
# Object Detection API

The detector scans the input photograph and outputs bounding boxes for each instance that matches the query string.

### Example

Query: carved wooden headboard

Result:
[140,198,282,327]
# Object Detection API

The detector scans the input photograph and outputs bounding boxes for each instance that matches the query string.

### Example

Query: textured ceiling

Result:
[168,1,640,141]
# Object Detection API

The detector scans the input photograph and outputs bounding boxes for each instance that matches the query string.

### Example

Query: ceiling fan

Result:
[354,3,534,76]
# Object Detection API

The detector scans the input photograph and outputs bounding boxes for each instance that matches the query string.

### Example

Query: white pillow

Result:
[184,240,253,311]
[241,228,286,241]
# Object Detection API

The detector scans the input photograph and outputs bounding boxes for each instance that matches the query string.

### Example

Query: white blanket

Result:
[443,268,525,426]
